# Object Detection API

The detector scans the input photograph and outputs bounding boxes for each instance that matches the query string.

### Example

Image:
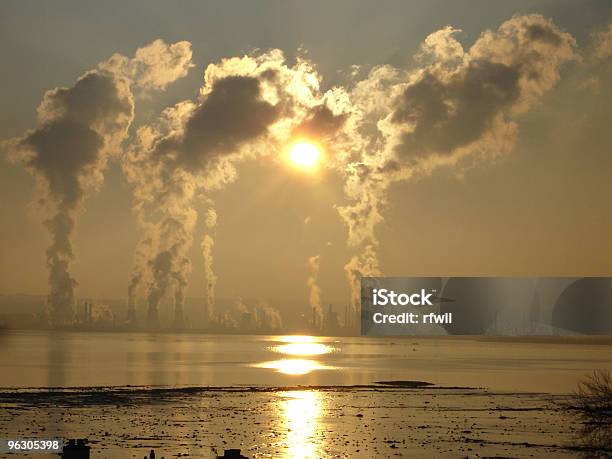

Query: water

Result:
[1,330,611,393]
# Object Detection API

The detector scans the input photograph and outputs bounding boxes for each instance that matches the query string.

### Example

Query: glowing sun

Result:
[288,141,322,170]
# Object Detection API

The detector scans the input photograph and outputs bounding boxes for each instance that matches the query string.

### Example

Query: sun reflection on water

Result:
[253,335,336,375]
[276,335,318,343]
[278,390,322,459]
[272,342,333,356]
[253,359,333,375]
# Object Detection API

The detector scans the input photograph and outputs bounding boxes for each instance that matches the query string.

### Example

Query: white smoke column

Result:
[234,298,253,330]
[223,312,238,330]
[90,304,115,325]
[117,40,194,323]
[3,40,192,327]
[172,207,197,327]
[123,103,193,326]
[343,245,381,328]
[2,41,189,326]
[232,298,282,331]
[124,49,331,328]
[307,255,323,329]
[235,298,248,314]
[255,299,283,331]
[145,189,197,327]
[126,223,156,323]
[5,74,133,326]
[201,208,218,323]
[334,15,576,322]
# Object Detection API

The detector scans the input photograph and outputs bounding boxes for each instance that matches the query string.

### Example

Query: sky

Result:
[0,1,611,323]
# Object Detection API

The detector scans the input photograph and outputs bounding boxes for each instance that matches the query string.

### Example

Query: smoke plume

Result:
[234,298,283,331]
[343,245,381,327]
[256,299,283,331]
[4,40,192,325]
[124,49,338,327]
[592,23,612,60]
[5,16,593,331]
[201,208,218,322]
[307,255,323,328]
[334,15,576,321]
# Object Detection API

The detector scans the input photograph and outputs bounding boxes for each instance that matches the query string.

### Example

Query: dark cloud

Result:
[40,71,132,128]
[524,22,564,46]
[386,14,575,168]
[293,105,347,139]
[156,76,278,171]
[391,61,521,163]
[24,119,102,208]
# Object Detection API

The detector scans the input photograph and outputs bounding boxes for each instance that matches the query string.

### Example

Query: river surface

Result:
[1,330,611,392]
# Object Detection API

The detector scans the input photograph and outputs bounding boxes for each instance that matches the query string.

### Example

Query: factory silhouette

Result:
[3,277,610,336]
[0,293,351,336]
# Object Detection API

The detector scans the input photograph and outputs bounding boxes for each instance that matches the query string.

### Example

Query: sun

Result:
[288,141,322,170]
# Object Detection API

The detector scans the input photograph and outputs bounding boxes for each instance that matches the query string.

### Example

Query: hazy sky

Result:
[0,0,610,315]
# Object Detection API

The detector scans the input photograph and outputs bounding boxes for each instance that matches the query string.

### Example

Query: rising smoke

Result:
[234,298,283,331]
[307,255,323,328]
[334,15,577,324]
[5,40,192,325]
[124,50,347,326]
[201,208,218,323]
[6,15,605,330]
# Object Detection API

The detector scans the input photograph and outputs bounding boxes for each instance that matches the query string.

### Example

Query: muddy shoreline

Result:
[1,382,607,458]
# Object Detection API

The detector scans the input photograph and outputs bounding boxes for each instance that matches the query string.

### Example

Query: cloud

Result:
[388,14,575,171]
[337,14,576,246]
[162,75,279,171]
[101,39,194,92]
[592,23,612,60]
[293,104,347,140]
[415,26,465,67]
